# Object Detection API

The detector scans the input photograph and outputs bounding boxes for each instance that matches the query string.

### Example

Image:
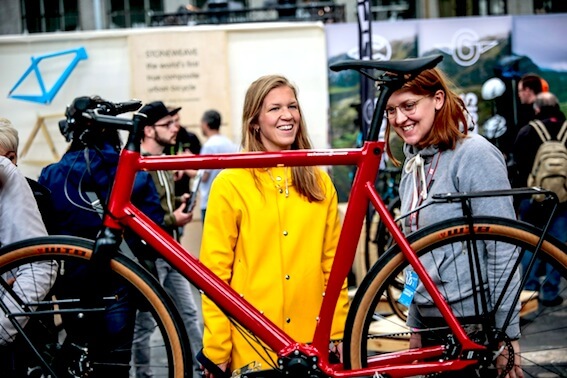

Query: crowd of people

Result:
[0,66,565,378]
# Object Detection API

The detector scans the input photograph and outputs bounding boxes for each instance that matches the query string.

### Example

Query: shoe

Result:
[542,296,564,307]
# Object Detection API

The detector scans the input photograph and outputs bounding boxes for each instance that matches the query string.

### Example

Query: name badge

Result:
[398,270,419,307]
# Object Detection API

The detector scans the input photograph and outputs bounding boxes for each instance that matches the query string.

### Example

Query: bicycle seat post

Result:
[367,79,402,142]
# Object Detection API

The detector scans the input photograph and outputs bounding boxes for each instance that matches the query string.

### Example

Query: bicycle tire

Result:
[345,216,567,377]
[0,236,190,378]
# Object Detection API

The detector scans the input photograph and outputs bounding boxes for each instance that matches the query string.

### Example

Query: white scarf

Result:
[404,153,428,211]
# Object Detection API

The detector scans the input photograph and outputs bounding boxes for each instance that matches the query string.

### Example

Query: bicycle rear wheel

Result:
[0,236,189,378]
[345,216,567,377]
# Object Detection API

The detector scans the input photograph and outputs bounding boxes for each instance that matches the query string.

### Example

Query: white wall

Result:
[0,22,329,178]
[226,22,330,147]
[0,30,132,178]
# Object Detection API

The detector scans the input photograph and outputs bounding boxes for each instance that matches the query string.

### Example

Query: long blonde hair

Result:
[241,75,325,202]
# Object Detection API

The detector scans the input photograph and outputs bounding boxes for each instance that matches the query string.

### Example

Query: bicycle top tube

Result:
[330,54,443,142]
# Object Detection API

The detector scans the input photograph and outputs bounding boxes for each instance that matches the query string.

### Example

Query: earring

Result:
[254,127,259,133]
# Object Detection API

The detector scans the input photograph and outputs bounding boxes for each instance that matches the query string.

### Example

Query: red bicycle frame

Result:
[101,139,483,377]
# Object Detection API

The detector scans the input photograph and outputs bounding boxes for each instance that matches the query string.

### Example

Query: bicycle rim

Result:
[0,236,189,378]
[345,217,567,377]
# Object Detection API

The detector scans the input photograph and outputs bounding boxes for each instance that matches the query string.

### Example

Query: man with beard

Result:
[134,101,203,378]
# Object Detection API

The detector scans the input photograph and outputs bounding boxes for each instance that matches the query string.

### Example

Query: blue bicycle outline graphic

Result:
[8,47,88,105]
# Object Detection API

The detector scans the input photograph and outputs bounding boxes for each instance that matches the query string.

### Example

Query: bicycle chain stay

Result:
[357,325,507,378]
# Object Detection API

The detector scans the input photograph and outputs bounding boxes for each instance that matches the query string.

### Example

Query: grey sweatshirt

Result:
[399,133,521,338]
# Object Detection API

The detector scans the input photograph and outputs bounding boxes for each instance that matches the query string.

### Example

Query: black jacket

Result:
[513,109,567,188]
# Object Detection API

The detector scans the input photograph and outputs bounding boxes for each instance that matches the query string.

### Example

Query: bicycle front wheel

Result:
[345,216,567,377]
[0,236,189,378]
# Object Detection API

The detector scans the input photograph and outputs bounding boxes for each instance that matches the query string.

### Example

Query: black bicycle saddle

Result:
[330,54,443,77]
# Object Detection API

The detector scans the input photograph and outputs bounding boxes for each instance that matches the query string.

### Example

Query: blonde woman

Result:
[199,75,349,376]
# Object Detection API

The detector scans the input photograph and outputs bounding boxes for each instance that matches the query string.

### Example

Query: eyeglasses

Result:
[385,96,428,120]
[154,120,178,128]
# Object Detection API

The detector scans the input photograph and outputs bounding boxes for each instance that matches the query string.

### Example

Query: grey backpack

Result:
[527,119,567,202]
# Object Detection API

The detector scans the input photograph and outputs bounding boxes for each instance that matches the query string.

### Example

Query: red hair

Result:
[385,68,468,165]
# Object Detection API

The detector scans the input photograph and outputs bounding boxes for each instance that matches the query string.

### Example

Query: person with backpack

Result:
[513,91,567,307]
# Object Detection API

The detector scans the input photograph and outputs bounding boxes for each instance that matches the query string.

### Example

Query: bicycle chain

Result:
[331,329,414,346]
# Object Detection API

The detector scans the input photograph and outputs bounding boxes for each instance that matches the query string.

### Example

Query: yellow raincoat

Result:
[200,166,349,372]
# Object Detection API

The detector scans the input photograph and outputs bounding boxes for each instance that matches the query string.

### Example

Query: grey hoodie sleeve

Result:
[0,156,57,345]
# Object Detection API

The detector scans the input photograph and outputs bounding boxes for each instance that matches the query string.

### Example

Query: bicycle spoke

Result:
[345,217,567,378]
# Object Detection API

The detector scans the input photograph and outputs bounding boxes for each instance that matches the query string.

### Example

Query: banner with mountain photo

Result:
[324,13,567,201]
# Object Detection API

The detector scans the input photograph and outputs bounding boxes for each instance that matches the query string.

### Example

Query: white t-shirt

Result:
[199,134,238,210]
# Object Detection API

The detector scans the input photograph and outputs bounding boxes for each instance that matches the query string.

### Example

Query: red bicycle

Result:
[1,54,566,377]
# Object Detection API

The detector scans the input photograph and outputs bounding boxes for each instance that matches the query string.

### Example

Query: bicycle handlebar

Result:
[60,96,144,143]
[70,97,141,117]
[82,110,136,131]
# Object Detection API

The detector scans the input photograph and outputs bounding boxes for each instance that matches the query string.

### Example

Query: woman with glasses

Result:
[383,68,523,378]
